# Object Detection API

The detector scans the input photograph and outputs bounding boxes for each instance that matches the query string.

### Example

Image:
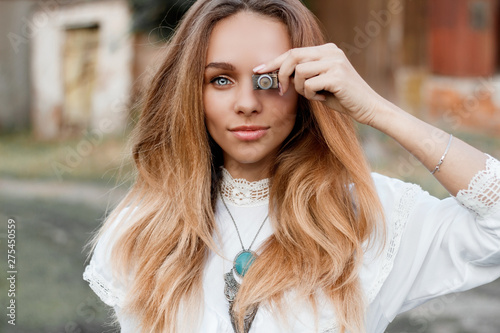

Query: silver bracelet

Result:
[431,134,453,175]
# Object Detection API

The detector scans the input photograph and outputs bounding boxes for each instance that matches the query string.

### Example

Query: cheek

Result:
[203,89,233,115]
[272,108,296,129]
[203,92,223,132]
[277,93,299,130]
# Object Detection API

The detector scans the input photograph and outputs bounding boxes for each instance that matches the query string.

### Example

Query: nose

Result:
[234,80,262,116]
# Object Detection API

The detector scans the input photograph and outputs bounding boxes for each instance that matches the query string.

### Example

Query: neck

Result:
[223,158,273,182]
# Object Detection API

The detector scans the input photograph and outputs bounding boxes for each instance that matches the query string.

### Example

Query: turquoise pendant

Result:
[233,250,257,277]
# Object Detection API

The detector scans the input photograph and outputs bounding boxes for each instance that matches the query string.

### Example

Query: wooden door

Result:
[62,25,99,136]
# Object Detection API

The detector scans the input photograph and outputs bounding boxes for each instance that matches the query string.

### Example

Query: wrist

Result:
[367,99,408,135]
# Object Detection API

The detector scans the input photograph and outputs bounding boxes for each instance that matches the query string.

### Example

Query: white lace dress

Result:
[83,155,500,333]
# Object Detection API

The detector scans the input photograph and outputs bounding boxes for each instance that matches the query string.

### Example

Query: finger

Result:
[253,50,291,73]
[253,47,325,94]
[277,48,326,94]
[253,43,340,73]
[301,75,332,101]
[293,61,329,96]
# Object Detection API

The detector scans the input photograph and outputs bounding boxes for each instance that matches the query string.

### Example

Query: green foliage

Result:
[128,0,196,39]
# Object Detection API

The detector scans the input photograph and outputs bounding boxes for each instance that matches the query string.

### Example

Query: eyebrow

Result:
[205,62,236,71]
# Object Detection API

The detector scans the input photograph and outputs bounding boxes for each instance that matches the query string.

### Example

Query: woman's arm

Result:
[254,43,490,196]
[368,100,487,197]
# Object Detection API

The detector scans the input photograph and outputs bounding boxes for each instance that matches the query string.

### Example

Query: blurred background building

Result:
[312,0,500,134]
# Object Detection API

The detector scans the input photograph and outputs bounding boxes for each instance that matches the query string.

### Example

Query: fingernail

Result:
[279,83,283,96]
[253,64,266,73]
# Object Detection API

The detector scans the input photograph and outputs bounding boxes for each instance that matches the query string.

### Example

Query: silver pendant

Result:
[224,269,259,333]
[224,269,240,302]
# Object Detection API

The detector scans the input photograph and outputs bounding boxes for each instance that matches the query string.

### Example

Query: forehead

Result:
[206,11,291,66]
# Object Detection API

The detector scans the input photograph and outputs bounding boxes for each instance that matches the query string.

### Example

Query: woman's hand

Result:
[253,43,390,126]
[254,44,493,197]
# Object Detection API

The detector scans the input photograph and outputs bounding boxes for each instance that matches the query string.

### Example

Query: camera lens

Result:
[257,75,273,90]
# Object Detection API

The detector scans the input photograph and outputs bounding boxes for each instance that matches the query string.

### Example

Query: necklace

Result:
[221,195,268,333]
[222,196,269,277]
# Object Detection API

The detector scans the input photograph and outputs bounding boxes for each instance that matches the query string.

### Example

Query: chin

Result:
[227,150,273,165]
[234,156,267,165]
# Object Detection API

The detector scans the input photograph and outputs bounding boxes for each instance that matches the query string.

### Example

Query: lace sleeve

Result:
[83,261,125,307]
[82,207,136,308]
[456,154,500,218]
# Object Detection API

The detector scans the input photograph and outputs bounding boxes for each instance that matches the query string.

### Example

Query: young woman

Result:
[83,0,500,332]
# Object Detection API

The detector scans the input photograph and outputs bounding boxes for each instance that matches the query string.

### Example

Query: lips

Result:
[229,125,269,141]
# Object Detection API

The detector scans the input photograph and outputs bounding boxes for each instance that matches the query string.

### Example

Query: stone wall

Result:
[0,0,35,132]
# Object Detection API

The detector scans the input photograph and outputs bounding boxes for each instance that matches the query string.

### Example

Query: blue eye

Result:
[211,76,231,86]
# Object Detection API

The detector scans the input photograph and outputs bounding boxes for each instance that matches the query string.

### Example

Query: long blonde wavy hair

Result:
[89,0,384,332]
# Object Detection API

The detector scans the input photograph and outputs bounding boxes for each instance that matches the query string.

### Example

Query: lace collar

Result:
[220,168,270,207]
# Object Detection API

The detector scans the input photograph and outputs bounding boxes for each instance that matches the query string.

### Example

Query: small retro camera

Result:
[252,72,279,90]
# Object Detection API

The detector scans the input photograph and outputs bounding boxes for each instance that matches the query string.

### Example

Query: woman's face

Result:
[203,11,298,179]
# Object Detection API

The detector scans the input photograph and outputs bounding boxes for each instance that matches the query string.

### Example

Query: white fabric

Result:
[83,154,500,333]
